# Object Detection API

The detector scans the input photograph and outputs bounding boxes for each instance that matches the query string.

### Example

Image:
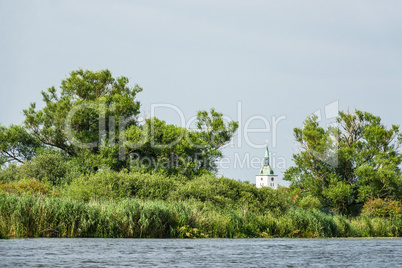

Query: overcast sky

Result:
[1,0,401,184]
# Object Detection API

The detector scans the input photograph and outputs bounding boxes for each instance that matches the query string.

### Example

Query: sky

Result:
[1,0,402,184]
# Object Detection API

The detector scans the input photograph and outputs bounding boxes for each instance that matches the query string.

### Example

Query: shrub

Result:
[0,164,23,183]
[0,150,80,186]
[0,179,58,196]
[169,175,239,207]
[65,170,182,201]
[65,171,292,215]
[361,198,402,218]
[170,174,292,214]
[256,187,292,214]
[19,150,73,186]
[298,195,322,209]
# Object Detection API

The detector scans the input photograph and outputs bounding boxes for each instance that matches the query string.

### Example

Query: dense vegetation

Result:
[1,191,401,239]
[1,69,401,238]
[285,110,402,216]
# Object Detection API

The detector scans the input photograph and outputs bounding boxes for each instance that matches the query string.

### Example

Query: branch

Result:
[2,150,24,164]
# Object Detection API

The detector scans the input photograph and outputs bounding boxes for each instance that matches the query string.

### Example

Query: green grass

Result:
[1,193,401,239]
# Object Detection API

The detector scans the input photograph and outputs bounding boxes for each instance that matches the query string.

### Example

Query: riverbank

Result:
[1,193,401,239]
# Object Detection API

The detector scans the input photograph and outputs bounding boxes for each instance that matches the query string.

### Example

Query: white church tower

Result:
[256,142,278,189]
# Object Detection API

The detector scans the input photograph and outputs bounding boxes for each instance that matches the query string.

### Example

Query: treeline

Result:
[1,69,402,239]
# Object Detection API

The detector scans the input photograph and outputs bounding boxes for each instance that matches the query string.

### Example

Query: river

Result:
[1,238,402,267]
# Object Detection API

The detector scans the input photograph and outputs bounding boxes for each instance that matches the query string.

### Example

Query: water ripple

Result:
[1,238,402,267]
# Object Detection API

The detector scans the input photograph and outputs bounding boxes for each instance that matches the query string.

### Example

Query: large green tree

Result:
[23,69,142,171]
[285,110,402,215]
[22,69,238,175]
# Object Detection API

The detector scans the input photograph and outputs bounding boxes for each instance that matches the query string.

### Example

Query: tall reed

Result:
[1,193,401,238]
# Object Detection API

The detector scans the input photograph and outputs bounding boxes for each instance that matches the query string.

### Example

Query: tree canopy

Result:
[124,109,238,175]
[0,125,42,165]
[285,110,402,215]
[23,69,142,156]
[0,69,239,177]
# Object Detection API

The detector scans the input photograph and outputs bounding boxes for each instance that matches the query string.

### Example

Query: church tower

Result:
[256,142,278,189]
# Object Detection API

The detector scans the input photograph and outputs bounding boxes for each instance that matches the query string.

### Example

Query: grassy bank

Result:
[1,193,401,239]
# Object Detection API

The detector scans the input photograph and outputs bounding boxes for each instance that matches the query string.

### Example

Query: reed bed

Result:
[1,193,401,239]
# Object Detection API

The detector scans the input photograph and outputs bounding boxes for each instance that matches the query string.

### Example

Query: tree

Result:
[0,125,42,165]
[22,69,238,175]
[285,110,402,215]
[123,109,239,175]
[195,108,239,160]
[23,69,142,171]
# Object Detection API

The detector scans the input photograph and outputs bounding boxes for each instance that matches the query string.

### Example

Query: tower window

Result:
[271,177,274,181]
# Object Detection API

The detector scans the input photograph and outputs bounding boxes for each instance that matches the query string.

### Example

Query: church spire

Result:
[264,140,270,166]
[260,140,274,175]
[256,139,278,189]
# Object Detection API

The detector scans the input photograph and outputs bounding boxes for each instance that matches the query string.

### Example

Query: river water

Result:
[1,238,401,267]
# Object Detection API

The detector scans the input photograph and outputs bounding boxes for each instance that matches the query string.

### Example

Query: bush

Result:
[0,164,23,183]
[65,171,292,215]
[170,174,292,214]
[169,175,241,207]
[361,198,402,218]
[298,195,322,209]
[65,170,182,201]
[0,179,58,196]
[0,150,79,186]
[19,150,73,186]
[256,187,292,214]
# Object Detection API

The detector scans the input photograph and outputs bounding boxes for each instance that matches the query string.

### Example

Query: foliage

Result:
[0,164,23,183]
[23,69,143,171]
[298,195,322,209]
[63,170,291,214]
[20,69,238,175]
[170,174,291,214]
[0,194,176,238]
[65,170,183,202]
[361,198,402,218]
[0,179,58,196]
[4,69,402,238]
[0,149,80,186]
[21,149,80,186]
[194,108,239,166]
[124,110,238,175]
[0,125,42,165]
[0,153,79,187]
[285,110,402,215]
[1,194,401,239]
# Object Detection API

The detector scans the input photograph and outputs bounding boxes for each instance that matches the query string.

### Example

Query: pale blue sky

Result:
[1,0,401,184]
